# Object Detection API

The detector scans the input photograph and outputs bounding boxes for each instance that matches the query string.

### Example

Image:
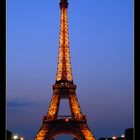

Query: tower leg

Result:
[35,122,96,140]
[80,124,96,140]
[35,124,49,140]
[46,90,60,120]
[69,92,83,119]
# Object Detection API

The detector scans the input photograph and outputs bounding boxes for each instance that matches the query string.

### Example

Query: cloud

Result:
[7,99,32,109]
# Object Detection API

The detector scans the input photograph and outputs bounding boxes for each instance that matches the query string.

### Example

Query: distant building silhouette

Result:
[98,128,133,140]
[7,130,12,140]
[125,128,133,140]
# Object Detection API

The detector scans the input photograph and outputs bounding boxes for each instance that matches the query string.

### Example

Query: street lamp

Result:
[20,137,24,140]
[112,136,117,139]
[121,134,125,140]
[13,134,18,140]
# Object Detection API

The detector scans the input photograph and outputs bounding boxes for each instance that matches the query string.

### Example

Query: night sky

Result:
[7,0,133,140]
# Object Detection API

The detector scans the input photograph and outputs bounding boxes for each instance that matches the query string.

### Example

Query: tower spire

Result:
[56,0,73,83]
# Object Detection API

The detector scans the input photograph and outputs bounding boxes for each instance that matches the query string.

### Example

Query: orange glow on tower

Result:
[56,0,73,82]
[35,1,96,140]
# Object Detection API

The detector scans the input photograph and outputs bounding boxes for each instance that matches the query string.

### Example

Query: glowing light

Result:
[13,135,18,139]
[121,134,125,138]
[112,136,117,139]
[65,118,69,122]
[20,137,24,140]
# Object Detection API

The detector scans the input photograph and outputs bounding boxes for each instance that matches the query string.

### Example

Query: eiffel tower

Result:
[35,0,96,140]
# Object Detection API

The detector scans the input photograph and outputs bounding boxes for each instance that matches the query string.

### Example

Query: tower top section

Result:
[60,0,68,9]
[56,0,73,84]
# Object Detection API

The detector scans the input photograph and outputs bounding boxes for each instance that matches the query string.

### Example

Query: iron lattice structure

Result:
[56,0,73,82]
[35,0,96,140]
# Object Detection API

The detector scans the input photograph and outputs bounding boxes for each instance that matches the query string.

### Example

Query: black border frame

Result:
[0,0,6,139]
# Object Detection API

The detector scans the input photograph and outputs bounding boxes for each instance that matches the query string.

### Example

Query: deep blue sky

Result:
[7,0,133,140]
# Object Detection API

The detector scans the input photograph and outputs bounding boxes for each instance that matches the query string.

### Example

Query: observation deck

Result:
[43,115,86,123]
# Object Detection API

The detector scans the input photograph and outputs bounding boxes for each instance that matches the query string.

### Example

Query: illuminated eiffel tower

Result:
[35,0,96,140]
